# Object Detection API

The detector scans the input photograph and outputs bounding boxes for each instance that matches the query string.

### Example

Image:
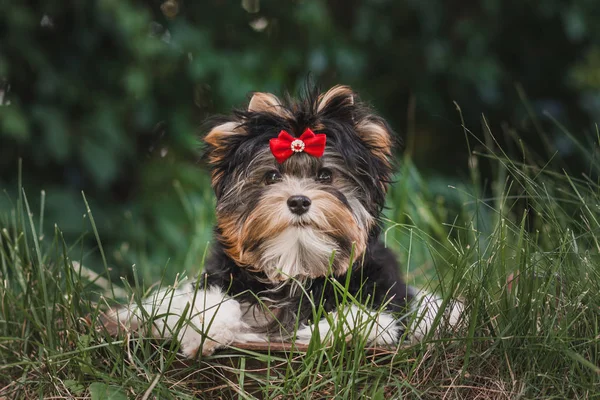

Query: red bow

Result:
[269,128,326,163]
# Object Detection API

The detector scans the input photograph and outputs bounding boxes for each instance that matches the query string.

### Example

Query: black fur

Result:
[200,85,413,339]
[198,238,411,337]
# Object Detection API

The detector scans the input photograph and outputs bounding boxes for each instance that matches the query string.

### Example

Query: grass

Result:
[1,125,600,399]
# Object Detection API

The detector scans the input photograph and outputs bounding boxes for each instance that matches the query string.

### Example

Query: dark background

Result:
[1,0,599,282]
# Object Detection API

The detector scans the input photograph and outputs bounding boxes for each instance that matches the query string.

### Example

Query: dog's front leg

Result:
[293,305,402,347]
[104,284,265,358]
[291,292,464,348]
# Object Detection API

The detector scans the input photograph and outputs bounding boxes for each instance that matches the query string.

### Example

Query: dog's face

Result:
[204,86,395,282]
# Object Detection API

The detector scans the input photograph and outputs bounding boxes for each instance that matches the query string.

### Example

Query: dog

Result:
[104,85,461,358]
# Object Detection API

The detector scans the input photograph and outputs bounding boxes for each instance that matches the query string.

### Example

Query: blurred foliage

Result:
[1,0,599,282]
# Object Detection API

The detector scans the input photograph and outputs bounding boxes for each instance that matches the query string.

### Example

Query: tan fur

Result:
[204,121,245,152]
[207,86,387,278]
[217,214,244,265]
[205,121,246,186]
[316,86,392,172]
[238,190,292,270]
[355,120,393,171]
[317,85,354,113]
[226,177,367,281]
[311,191,366,261]
[248,92,291,118]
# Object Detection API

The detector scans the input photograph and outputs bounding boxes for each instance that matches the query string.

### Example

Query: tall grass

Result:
[1,125,599,399]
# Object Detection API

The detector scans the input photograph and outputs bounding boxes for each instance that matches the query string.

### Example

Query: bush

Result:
[1,0,599,280]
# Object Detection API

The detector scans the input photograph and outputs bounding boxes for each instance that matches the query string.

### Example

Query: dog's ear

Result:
[355,118,394,168]
[317,85,394,167]
[206,91,282,154]
[247,92,291,118]
[204,121,246,194]
[204,121,245,163]
[316,85,355,114]
[248,92,280,112]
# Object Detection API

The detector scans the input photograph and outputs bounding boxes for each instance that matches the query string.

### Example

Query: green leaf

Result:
[81,138,119,188]
[1,108,30,141]
[89,382,127,400]
[64,380,85,395]
[371,387,386,400]
[33,106,70,162]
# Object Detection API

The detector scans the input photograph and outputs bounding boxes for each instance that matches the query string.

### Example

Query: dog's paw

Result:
[409,289,465,342]
[179,321,268,357]
[294,305,401,347]
[104,284,268,358]
[178,323,237,358]
[176,287,267,357]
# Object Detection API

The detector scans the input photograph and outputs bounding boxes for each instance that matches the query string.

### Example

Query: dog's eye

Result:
[265,170,283,185]
[316,168,333,183]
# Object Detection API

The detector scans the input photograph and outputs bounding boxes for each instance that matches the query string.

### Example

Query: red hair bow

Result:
[269,128,326,164]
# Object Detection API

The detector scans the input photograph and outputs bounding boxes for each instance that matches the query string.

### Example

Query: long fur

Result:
[105,85,462,357]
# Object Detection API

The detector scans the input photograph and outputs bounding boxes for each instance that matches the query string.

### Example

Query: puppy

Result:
[104,85,461,357]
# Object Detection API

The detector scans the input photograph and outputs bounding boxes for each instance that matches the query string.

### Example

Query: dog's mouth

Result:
[290,217,313,227]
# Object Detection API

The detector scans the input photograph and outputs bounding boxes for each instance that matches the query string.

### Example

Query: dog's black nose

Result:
[287,195,311,215]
